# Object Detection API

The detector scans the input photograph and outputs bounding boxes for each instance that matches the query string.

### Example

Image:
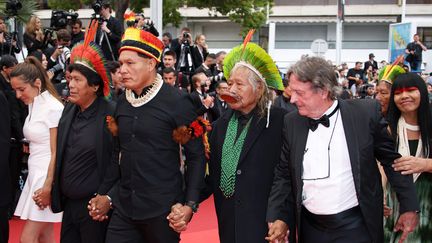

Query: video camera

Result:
[92,0,104,14]
[50,10,79,30]
[182,32,192,46]
[5,0,22,16]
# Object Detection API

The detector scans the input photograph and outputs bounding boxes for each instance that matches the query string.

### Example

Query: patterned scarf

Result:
[219,114,251,198]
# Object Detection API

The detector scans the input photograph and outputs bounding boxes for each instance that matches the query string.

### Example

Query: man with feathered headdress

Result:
[50,19,116,243]
[88,26,206,243]
[168,30,291,243]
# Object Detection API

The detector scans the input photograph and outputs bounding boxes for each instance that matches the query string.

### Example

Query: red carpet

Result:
[9,197,219,243]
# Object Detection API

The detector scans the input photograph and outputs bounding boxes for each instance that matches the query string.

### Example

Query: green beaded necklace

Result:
[219,114,251,198]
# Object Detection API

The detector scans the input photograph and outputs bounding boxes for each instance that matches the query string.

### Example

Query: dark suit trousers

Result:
[300,207,371,243]
[60,197,108,243]
[0,206,8,243]
[106,209,180,243]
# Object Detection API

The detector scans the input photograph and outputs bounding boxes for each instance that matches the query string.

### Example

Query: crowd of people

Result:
[0,3,431,243]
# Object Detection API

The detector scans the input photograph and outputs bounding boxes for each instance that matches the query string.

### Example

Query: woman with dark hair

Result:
[10,56,64,243]
[383,72,432,242]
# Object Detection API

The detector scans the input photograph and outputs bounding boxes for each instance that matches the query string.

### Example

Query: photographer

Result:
[405,33,427,72]
[0,17,20,57]
[195,53,223,92]
[70,19,84,48]
[95,1,123,61]
[135,13,159,37]
[190,72,214,121]
[44,29,71,83]
[191,34,208,69]
[171,27,192,67]
[23,16,45,55]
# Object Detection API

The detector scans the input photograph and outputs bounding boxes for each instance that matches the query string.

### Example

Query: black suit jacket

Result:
[98,84,206,220]
[190,45,208,70]
[0,74,26,141]
[209,98,227,122]
[51,97,117,213]
[364,60,378,72]
[96,16,124,61]
[267,99,419,243]
[0,91,11,207]
[208,107,290,243]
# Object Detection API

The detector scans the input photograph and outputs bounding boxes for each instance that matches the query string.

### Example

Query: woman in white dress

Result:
[11,56,63,243]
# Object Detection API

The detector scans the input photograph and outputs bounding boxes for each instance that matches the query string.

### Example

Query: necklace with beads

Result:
[125,74,163,107]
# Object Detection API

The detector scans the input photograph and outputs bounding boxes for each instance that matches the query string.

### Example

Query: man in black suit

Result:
[363,53,378,73]
[169,40,288,243]
[50,55,117,242]
[0,90,11,243]
[190,72,214,121]
[208,80,229,121]
[266,56,419,243]
[96,2,124,61]
[0,55,25,216]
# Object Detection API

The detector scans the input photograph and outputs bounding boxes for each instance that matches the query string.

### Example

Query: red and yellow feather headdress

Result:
[120,27,164,62]
[70,19,112,99]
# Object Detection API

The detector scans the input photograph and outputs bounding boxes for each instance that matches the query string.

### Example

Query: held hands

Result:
[88,194,111,221]
[167,203,193,233]
[393,156,430,175]
[394,211,419,243]
[32,185,52,210]
[106,116,118,136]
[266,220,289,242]
[384,204,392,218]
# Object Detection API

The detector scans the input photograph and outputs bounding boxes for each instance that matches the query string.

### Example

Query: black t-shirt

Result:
[406,42,423,61]
[347,68,364,87]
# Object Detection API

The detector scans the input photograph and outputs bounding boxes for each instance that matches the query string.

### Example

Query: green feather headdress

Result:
[223,30,284,91]
[378,55,406,85]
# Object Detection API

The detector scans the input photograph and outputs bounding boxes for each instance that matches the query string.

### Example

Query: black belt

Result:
[302,206,364,231]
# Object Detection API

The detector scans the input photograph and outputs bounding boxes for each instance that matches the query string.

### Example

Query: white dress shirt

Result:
[302,100,359,215]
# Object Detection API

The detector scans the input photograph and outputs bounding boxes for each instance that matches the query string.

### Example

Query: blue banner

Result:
[389,23,411,63]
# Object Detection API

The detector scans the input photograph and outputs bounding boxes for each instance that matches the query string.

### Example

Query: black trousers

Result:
[0,206,8,243]
[300,206,371,243]
[60,197,108,243]
[106,209,180,243]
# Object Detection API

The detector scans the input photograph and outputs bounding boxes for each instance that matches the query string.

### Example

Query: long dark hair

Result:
[387,73,432,158]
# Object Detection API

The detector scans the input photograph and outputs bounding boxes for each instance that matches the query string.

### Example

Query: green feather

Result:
[378,65,406,85]
[224,42,283,91]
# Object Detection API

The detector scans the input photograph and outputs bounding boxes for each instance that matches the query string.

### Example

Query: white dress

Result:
[14,91,64,222]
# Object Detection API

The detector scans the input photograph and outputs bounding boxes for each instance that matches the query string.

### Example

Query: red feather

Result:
[242,29,255,54]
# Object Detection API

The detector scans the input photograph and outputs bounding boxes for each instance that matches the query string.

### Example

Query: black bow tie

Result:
[308,104,339,132]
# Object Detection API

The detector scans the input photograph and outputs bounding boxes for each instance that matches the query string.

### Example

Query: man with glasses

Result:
[266,56,419,243]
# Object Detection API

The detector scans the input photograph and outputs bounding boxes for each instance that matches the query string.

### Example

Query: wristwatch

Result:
[185,201,199,213]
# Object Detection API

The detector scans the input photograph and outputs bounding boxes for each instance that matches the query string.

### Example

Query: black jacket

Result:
[208,107,288,243]
[51,97,117,212]
[96,16,123,61]
[0,74,26,141]
[0,91,11,207]
[98,84,206,220]
[267,99,419,243]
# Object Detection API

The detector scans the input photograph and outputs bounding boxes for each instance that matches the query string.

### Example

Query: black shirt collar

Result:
[76,98,98,120]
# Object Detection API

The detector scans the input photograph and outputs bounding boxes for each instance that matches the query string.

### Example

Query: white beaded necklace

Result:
[125,74,163,107]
